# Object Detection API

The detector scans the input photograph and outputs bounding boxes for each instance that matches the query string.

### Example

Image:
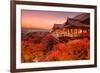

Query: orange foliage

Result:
[21,32,90,62]
[46,38,90,61]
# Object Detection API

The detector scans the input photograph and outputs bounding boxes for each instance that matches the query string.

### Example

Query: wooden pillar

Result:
[73,28,75,37]
[75,28,77,37]
[66,28,68,36]
[76,28,78,37]
[77,28,79,35]
[71,28,73,37]
[74,28,76,37]
[82,28,83,38]
[72,28,74,37]
[68,28,70,36]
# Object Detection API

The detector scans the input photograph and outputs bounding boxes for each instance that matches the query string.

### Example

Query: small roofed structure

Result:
[52,24,64,31]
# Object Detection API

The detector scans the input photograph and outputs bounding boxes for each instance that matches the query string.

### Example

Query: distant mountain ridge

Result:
[22,27,51,33]
[22,27,49,30]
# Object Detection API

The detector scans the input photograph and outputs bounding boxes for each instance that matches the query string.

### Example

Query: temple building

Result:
[51,13,90,39]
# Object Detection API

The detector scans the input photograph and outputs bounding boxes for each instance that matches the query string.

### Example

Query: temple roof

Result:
[73,13,90,22]
[53,24,64,29]
[64,16,89,27]
[52,13,90,31]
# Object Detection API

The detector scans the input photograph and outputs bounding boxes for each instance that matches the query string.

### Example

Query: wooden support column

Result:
[66,29,68,36]
[72,28,74,37]
[76,28,78,37]
[82,28,83,38]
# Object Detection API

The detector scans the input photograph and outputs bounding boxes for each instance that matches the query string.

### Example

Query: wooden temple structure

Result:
[51,13,90,39]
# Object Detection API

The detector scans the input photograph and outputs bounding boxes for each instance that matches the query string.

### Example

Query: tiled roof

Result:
[52,13,90,31]
[73,13,90,21]
[53,24,64,29]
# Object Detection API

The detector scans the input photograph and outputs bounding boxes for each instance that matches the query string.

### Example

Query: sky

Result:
[21,10,82,30]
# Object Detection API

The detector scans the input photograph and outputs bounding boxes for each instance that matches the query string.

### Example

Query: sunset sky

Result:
[21,10,82,29]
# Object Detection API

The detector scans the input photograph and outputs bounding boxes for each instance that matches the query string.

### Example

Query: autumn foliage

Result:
[21,33,90,63]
